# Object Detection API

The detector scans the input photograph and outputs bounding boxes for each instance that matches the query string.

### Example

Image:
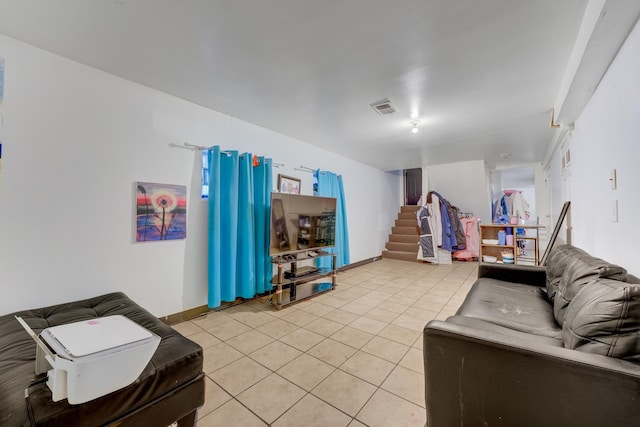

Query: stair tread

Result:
[392,227,419,235]
[398,212,417,220]
[382,250,419,262]
[389,234,419,243]
[386,242,418,251]
[401,205,420,213]
[383,206,422,262]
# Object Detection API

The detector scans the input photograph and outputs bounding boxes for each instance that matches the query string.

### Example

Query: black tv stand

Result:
[270,250,337,310]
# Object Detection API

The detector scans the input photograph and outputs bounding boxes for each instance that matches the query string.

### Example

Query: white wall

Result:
[546,133,573,248]
[559,18,640,275]
[426,160,491,223]
[534,163,551,253]
[0,36,401,317]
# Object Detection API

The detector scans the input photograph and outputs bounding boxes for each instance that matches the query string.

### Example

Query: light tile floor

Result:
[172,259,477,427]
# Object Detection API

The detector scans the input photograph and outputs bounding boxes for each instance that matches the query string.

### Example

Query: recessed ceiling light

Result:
[410,120,420,134]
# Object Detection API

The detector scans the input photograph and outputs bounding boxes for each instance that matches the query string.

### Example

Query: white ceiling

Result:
[0,0,628,171]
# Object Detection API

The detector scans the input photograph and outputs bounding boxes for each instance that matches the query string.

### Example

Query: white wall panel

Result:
[565,19,640,275]
[0,36,401,316]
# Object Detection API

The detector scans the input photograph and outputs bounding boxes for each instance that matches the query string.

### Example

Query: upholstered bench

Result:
[0,292,205,427]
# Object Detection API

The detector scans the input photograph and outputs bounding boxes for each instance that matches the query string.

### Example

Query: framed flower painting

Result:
[136,182,187,242]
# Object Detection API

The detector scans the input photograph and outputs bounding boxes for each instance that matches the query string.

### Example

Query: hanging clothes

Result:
[426,192,443,247]
[207,146,273,308]
[416,203,452,264]
[416,205,437,262]
[510,191,529,221]
[429,191,458,251]
[449,205,466,250]
[463,217,481,256]
[493,190,531,223]
[453,216,481,260]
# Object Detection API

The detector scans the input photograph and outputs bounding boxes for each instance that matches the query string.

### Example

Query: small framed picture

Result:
[277,174,301,194]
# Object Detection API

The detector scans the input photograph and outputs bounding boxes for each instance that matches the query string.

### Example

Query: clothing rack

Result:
[172,142,283,167]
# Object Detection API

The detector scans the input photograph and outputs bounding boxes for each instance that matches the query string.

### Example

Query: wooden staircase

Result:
[382,205,420,262]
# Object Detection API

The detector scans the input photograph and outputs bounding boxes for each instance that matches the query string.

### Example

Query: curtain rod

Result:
[184,142,208,150]
[294,165,328,175]
[169,142,222,152]
[294,165,314,173]
[171,142,283,167]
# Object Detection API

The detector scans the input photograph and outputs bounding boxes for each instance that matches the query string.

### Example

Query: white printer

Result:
[16,315,160,404]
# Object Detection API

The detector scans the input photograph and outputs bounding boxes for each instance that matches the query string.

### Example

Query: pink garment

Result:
[461,217,480,257]
[453,249,476,261]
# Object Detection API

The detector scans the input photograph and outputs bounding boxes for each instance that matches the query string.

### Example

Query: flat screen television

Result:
[270,192,337,256]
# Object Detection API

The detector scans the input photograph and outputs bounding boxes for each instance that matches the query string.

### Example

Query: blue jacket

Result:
[431,191,457,251]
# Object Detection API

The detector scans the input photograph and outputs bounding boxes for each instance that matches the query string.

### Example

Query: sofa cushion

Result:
[545,244,589,303]
[446,315,563,347]
[553,250,627,325]
[456,278,561,339]
[563,279,640,362]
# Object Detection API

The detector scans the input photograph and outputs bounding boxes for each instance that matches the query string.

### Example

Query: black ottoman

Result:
[0,292,204,427]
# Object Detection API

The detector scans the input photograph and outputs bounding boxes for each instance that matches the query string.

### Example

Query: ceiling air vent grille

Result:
[370,98,397,115]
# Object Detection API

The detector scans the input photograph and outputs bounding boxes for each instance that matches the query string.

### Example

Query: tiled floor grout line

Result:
[205,350,363,426]
[205,316,423,425]
[187,259,477,426]
[216,317,423,416]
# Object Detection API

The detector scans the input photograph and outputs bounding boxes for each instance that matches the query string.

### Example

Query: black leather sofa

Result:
[424,244,640,427]
[0,292,205,427]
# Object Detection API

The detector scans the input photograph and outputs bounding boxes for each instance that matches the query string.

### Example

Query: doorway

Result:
[492,166,536,222]
[404,168,422,205]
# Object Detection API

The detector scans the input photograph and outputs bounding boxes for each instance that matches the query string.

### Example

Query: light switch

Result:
[610,169,617,190]
[613,199,618,222]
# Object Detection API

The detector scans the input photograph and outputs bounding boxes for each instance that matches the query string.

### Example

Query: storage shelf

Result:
[270,251,337,310]
[479,224,543,266]
[276,281,334,306]
[272,249,331,265]
[271,267,334,287]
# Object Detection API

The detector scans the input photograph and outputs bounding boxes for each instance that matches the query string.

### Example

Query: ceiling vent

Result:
[370,98,397,115]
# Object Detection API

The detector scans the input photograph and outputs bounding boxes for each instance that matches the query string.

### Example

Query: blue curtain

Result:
[207,146,272,308]
[253,156,273,295]
[314,170,350,269]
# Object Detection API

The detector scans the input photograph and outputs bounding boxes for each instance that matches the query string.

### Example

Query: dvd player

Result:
[284,266,319,278]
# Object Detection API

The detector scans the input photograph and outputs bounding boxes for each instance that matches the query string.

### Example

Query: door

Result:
[404,168,422,205]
